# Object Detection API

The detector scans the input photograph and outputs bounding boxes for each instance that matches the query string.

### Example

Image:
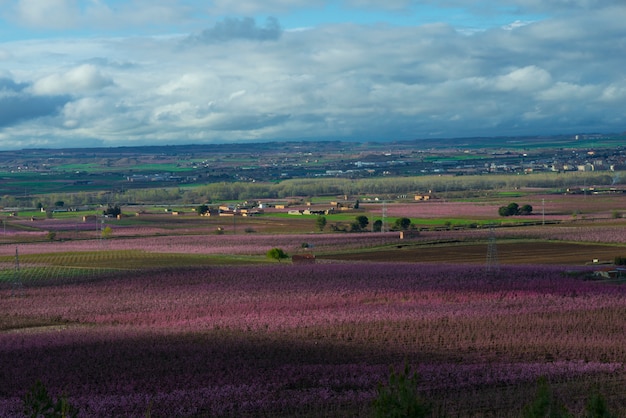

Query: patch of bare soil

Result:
[317,241,626,265]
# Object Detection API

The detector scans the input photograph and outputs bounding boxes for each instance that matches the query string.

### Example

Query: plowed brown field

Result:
[318,241,626,265]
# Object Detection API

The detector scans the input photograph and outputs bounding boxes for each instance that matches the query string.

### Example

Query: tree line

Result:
[2,171,623,208]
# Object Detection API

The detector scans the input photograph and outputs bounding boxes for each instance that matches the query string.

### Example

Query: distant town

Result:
[0,134,624,198]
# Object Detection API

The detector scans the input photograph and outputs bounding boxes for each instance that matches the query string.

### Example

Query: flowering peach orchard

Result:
[1,195,626,417]
[1,260,625,416]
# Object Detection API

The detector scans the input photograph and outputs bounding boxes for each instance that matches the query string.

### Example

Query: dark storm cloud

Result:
[0,77,70,127]
[0,77,28,92]
[190,17,282,43]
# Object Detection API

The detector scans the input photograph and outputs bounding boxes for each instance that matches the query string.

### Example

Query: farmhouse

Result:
[241,210,262,217]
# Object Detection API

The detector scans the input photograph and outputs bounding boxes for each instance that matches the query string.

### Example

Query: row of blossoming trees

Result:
[1,262,625,416]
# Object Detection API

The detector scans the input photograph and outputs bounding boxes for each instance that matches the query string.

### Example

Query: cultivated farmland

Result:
[1,168,626,416]
[1,262,625,416]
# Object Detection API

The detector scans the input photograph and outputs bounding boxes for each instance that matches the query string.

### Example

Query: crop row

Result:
[1,263,625,416]
[0,232,406,257]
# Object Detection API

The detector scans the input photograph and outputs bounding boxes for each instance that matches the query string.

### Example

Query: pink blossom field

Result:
[364,192,626,222]
[2,216,625,262]
[1,263,625,416]
[0,232,405,258]
[1,196,626,416]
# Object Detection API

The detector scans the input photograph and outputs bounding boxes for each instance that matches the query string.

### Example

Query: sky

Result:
[0,0,625,150]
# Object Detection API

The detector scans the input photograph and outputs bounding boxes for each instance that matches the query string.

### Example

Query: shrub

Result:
[585,391,616,418]
[266,247,288,262]
[522,377,572,418]
[101,226,113,239]
[372,363,431,418]
[22,380,79,418]
[614,256,626,266]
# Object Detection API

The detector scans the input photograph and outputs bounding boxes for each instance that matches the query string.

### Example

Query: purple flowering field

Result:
[1,262,625,416]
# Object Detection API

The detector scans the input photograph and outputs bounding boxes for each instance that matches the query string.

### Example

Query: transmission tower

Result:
[485,226,500,276]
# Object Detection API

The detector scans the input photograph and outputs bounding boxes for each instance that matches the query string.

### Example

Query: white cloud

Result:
[342,0,411,11]
[5,0,198,31]
[537,82,598,101]
[0,49,12,60]
[13,0,79,29]
[31,64,113,95]
[493,66,552,92]
[208,0,325,16]
[599,82,626,103]
[508,0,619,12]
[1,2,625,148]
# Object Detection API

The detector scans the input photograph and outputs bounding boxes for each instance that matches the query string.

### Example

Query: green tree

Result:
[103,204,121,217]
[266,248,288,262]
[373,219,383,232]
[519,204,533,215]
[394,217,411,231]
[196,204,209,215]
[101,226,113,239]
[499,202,520,217]
[355,215,369,230]
[316,215,327,232]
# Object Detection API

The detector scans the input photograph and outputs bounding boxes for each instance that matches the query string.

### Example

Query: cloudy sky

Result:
[0,0,625,150]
